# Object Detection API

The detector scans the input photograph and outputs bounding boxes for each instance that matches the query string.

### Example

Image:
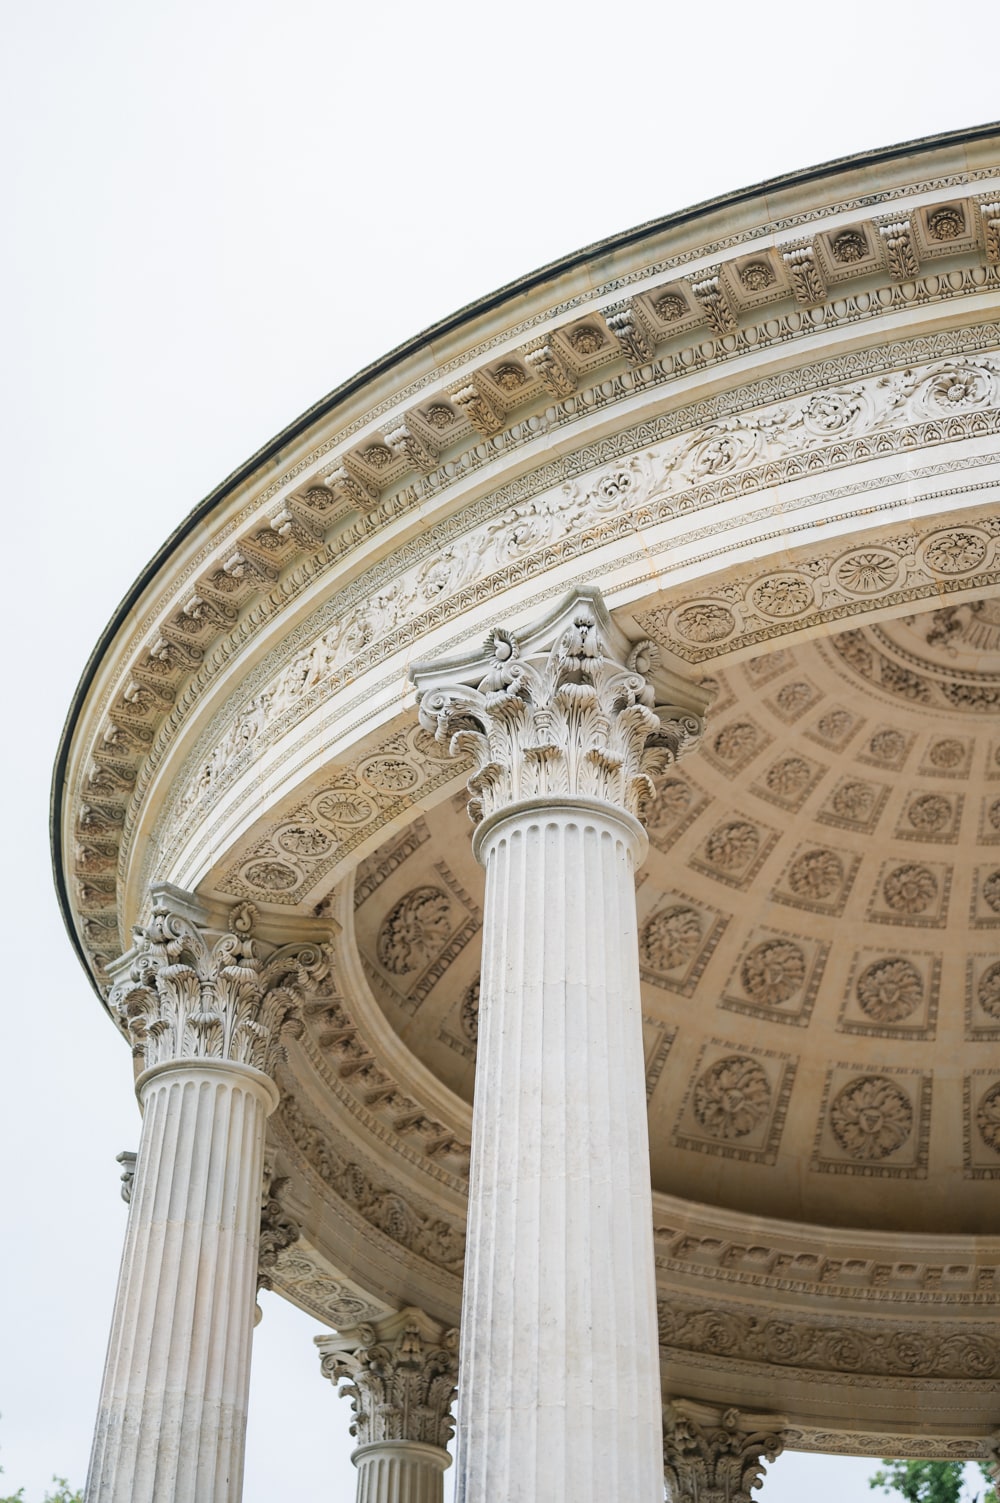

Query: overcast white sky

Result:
[1,2,998,1499]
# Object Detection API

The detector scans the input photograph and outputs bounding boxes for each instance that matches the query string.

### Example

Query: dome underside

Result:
[348,607,1000,1233]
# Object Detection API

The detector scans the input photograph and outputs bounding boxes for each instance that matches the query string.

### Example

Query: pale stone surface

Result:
[458,801,662,1502]
[350,1443,450,1503]
[54,132,1000,1478]
[411,590,704,1503]
[663,1399,787,1503]
[87,895,327,1503]
[86,1059,276,1502]
[317,1307,458,1503]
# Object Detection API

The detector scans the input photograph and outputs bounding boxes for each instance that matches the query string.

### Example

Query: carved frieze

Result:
[276,1093,465,1274]
[268,1247,383,1329]
[221,723,468,904]
[658,1293,1000,1380]
[63,182,1000,992]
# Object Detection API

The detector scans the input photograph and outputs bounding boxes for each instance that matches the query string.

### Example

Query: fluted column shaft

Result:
[86,893,327,1503]
[458,797,662,1503]
[317,1306,459,1503]
[87,1058,277,1503]
[353,1442,450,1503]
[412,587,707,1503]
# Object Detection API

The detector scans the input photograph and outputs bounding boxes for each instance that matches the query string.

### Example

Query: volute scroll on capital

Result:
[663,1398,788,1503]
[108,887,333,1078]
[316,1307,460,1452]
[411,585,710,825]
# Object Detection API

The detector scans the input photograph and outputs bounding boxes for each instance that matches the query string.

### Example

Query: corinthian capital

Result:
[663,1399,787,1503]
[316,1307,459,1451]
[411,585,708,824]
[109,889,331,1077]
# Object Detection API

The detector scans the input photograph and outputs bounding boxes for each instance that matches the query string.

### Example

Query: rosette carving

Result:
[663,1398,786,1503]
[316,1307,459,1451]
[110,891,331,1076]
[412,586,706,825]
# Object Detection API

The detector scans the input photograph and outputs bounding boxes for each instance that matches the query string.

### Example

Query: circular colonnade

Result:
[54,125,1000,1502]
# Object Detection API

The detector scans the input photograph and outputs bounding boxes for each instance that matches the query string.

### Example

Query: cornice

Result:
[53,133,1000,994]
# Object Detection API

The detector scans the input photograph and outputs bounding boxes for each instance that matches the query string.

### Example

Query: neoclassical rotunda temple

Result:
[54,126,1000,1503]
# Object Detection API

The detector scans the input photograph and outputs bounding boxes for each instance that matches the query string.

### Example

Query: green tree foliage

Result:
[0,1480,83,1503]
[870,1458,998,1503]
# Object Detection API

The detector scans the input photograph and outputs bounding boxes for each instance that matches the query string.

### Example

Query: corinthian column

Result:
[412,586,706,1503]
[87,889,328,1503]
[316,1308,459,1503]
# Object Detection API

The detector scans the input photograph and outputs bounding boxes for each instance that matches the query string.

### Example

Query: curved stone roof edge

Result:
[50,119,1000,983]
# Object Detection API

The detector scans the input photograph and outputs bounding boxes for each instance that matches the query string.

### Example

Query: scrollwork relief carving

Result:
[658,1295,1000,1379]
[277,1094,465,1273]
[71,276,1000,978]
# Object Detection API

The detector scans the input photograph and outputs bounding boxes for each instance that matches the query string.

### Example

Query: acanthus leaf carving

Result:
[663,1397,787,1503]
[257,1170,301,1292]
[604,300,655,364]
[879,218,920,280]
[109,891,331,1077]
[412,587,706,825]
[316,1307,459,1451]
[658,1295,1000,1380]
[450,379,504,436]
[781,246,826,305]
[385,421,440,474]
[691,274,739,335]
[523,340,577,396]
